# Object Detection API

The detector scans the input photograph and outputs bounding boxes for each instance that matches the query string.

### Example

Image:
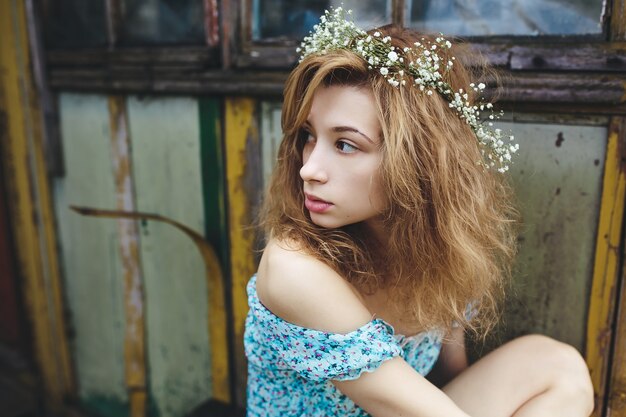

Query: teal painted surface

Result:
[52,93,128,416]
[127,96,211,417]
[496,118,608,352]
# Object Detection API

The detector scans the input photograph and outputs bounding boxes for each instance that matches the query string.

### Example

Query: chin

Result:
[309,214,348,229]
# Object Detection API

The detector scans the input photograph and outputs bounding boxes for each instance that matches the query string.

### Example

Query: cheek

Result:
[369,175,387,210]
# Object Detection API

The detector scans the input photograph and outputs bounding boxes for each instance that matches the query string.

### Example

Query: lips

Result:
[304,193,333,213]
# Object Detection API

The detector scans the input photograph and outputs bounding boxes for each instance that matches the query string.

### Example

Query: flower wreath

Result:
[297,7,519,173]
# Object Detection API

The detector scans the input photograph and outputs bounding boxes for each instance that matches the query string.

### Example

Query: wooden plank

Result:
[586,118,626,417]
[0,0,74,409]
[203,0,220,47]
[47,66,626,107]
[604,117,626,417]
[47,47,217,67]
[508,45,626,72]
[104,0,122,47]
[611,0,626,41]
[392,0,405,26]
[199,97,232,403]
[107,96,146,417]
[127,96,212,416]
[53,94,128,416]
[225,98,262,406]
[24,0,64,177]
[0,149,21,346]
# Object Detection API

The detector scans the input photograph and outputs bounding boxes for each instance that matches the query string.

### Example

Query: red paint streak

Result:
[204,0,219,47]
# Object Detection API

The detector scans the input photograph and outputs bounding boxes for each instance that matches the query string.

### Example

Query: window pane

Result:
[45,0,107,48]
[252,0,391,41]
[408,0,602,36]
[119,0,205,45]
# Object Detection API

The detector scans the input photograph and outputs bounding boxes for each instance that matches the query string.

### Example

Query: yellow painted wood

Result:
[225,98,259,405]
[108,96,147,417]
[0,0,74,409]
[606,118,626,417]
[586,118,626,416]
[611,0,626,41]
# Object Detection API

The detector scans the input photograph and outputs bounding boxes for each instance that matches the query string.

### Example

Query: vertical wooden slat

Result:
[199,98,233,401]
[0,158,21,346]
[0,0,73,408]
[203,0,220,47]
[606,117,626,417]
[586,117,626,417]
[108,96,146,417]
[392,0,406,27]
[105,0,122,48]
[225,98,261,406]
[221,0,235,69]
[610,0,626,41]
[24,0,64,177]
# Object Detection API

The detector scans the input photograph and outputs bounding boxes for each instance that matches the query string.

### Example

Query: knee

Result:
[517,335,594,413]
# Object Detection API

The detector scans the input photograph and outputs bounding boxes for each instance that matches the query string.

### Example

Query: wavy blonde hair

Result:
[262,26,518,337]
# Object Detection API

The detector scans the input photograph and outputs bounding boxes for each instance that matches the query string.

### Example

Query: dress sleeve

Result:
[266,317,403,382]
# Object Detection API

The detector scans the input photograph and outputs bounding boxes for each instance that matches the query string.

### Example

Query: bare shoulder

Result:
[256,237,372,333]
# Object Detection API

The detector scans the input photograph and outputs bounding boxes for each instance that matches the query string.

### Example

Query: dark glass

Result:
[45,0,107,48]
[252,0,328,41]
[119,0,205,45]
[408,0,603,36]
[252,0,391,41]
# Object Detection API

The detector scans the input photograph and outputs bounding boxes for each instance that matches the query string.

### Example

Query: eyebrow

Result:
[332,126,374,143]
[303,121,374,144]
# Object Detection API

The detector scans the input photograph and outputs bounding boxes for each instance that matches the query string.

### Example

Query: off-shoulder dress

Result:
[244,275,444,417]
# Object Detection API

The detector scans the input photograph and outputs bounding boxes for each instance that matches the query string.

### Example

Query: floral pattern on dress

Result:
[244,275,443,417]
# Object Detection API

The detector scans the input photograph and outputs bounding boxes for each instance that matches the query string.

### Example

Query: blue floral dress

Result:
[244,275,444,416]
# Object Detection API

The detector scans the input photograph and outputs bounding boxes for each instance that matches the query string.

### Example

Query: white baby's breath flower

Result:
[296,6,517,172]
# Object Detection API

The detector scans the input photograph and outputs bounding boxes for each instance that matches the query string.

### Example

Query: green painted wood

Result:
[52,93,128,416]
[127,96,211,417]
[493,119,608,352]
[199,98,229,278]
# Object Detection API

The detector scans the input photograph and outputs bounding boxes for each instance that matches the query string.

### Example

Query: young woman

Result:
[244,8,594,417]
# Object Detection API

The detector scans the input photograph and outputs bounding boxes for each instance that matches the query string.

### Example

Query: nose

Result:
[300,142,328,183]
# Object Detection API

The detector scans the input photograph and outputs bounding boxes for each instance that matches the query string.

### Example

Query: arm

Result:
[427,327,469,387]
[333,357,471,417]
[257,240,471,417]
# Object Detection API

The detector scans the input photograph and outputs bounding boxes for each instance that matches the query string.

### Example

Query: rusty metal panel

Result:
[494,117,608,351]
[126,96,211,417]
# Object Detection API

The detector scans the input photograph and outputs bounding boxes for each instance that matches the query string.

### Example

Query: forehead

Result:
[307,85,381,139]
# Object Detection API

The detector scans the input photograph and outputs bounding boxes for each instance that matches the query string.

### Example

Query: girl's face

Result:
[300,85,386,232]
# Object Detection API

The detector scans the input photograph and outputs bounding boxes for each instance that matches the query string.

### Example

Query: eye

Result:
[300,129,315,144]
[336,140,358,154]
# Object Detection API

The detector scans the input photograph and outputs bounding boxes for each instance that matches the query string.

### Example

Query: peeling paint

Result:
[108,95,146,417]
